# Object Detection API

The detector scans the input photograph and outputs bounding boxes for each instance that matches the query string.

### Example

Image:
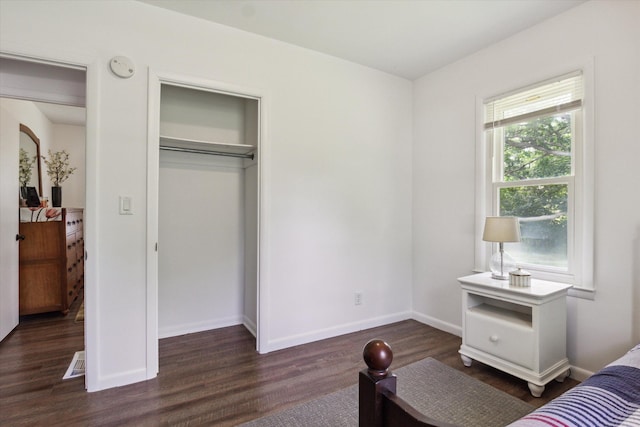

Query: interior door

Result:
[0,103,20,341]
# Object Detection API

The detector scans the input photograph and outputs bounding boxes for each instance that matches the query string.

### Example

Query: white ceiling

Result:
[15,0,587,125]
[33,102,86,127]
[139,0,586,80]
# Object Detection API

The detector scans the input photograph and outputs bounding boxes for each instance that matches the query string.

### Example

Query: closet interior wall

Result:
[158,84,258,339]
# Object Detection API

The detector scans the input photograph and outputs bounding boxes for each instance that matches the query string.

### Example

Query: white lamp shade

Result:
[482,216,521,243]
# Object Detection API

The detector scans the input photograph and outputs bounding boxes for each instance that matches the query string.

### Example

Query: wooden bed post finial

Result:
[360,339,396,427]
[363,339,393,378]
[359,340,455,427]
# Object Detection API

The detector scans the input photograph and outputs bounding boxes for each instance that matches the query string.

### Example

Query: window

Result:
[479,71,593,292]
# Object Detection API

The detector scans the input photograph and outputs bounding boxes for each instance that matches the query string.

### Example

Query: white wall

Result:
[0,0,413,390]
[413,0,640,376]
[0,98,85,207]
[157,86,258,339]
[50,123,85,208]
[0,98,53,193]
[244,161,259,333]
[158,152,245,338]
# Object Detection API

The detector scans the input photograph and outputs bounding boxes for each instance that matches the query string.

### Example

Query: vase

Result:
[52,186,62,207]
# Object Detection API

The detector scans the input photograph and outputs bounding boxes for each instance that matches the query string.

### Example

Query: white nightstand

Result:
[458,272,572,397]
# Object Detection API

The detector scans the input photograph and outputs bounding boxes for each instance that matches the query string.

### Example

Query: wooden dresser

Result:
[19,208,84,315]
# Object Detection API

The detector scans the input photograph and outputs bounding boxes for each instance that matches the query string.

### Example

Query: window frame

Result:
[474,63,595,297]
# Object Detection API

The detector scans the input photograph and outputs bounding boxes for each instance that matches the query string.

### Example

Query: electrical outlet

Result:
[354,292,363,306]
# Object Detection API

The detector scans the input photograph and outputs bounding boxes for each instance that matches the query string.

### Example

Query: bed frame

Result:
[359,339,640,427]
[358,339,457,427]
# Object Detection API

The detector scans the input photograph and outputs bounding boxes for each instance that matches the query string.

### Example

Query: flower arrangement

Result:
[19,148,35,188]
[42,149,77,187]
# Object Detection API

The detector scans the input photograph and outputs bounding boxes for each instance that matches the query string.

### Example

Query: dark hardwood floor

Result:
[0,299,578,426]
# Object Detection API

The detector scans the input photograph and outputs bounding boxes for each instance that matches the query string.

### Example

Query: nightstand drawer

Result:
[466,305,534,369]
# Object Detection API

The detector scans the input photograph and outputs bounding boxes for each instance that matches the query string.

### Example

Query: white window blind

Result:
[484,71,583,130]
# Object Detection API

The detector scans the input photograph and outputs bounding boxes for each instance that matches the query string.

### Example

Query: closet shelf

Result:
[159,135,256,155]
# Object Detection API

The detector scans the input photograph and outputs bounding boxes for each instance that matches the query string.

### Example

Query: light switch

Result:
[119,196,133,215]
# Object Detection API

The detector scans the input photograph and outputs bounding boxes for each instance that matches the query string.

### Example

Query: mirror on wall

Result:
[19,124,42,196]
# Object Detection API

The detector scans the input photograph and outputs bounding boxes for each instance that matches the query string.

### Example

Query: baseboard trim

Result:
[264,312,413,353]
[568,364,593,382]
[412,311,462,337]
[91,367,149,392]
[158,315,244,339]
[243,316,257,337]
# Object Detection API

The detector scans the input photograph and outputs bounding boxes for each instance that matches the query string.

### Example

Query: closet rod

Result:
[159,145,255,160]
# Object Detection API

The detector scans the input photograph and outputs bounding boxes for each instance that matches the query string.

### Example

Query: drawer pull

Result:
[489,335,500,343]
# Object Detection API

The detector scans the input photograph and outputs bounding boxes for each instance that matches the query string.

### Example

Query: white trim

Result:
[569,364,594,382]
[574,57,595,291]
[412,311,462,337]
[256,93,270,355]
[159,316,245,339]
[474,96,490,273]
[92,367,149,392]
[149,72,264,102]
[146,69,161,379]
[243,315,257,338]
[83,59,100,392]
[264,312,411,353]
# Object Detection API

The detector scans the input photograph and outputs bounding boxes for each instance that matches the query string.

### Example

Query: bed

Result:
[508,343,640,426]
[359,341,640,427]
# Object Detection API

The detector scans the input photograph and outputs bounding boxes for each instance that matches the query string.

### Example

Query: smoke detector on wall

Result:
[109,56,135,79]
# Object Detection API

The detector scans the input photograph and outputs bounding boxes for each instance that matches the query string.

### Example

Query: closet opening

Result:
[148,76,262,371]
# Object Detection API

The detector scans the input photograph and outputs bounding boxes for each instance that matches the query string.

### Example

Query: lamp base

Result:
[489,250,516,281]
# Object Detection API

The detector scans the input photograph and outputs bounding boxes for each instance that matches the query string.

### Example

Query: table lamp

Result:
[483,216,521,280]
